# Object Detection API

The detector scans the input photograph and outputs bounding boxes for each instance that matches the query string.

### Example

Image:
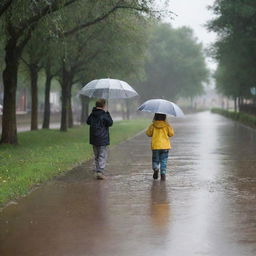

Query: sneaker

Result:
[96,172,106,180]
[160,174,166,181]
[153,169,159,180]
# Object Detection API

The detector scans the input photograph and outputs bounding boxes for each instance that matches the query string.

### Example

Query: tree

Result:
[208,0,256,109]
[21,28,46,130]
[42,56,58,129]
[75,11,149,122]
[0,0,80,144]
[0,0,160,144]
[0,0,12,17]
[56,7,149,130]
[138,22,209,102]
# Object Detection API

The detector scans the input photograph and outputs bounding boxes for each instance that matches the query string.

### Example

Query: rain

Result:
[0,0,256,255]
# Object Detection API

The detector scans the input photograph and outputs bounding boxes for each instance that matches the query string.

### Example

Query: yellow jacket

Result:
[146,121,174,150]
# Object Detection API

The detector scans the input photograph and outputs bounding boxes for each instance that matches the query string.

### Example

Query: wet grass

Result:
[0,119,150,206]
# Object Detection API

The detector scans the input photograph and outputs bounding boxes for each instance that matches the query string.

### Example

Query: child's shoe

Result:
[160,174,166,181]
[153,169,159,180]
[96,172,106,180]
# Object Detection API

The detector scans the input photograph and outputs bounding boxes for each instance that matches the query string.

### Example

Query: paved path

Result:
[0,112,256,256]
[0,123,61,133]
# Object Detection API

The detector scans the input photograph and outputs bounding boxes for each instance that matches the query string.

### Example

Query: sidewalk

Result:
[0,112,256,256]
[0,117,122,133]
[0,123,61,133]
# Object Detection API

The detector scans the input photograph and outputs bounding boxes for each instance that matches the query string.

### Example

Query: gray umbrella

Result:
[137,99,185,117]
[79,78,138,99]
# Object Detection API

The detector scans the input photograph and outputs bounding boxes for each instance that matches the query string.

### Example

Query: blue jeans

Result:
[152,150,169,174]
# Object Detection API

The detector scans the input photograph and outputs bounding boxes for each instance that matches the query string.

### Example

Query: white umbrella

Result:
[79,78,138,99]
[137,99,185,117]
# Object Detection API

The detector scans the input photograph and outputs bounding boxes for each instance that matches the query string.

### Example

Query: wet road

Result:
[0,111,256,256]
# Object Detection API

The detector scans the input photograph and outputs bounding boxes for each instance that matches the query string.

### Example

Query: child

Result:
[87,99,113,179]
[146,113,174,181]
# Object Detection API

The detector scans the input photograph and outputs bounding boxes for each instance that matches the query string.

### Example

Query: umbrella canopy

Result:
[137,99,185,117]
[79,78,138,99]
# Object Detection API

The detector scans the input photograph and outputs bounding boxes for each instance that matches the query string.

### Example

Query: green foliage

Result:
[1,0,167,144]
[0,119,150,206]
[138,22,209,101]
[13,0,157,98]
[208,0,256,99]
[82,11,148,82]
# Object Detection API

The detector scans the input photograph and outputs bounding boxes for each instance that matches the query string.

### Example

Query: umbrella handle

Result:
[105,99,108,112]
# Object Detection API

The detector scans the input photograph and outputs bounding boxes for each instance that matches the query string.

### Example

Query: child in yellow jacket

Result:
[146,113,174,181]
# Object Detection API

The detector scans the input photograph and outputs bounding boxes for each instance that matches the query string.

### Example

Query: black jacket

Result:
[86,107,113,146]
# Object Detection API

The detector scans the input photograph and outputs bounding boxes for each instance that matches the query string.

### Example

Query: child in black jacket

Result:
[87,99,113,179]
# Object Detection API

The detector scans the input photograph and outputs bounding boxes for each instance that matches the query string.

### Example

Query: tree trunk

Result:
[60,66,72,132]
[67,76,74,128]
[42,70,53,129]
[60,84,69,132]
[80,96,89,124]
[30,64,39,130]
[60,83,69,132]
[226,98,229,110]
[234,97,237,112]
[68,95,73,128]
[238,97,241,112]
[23,87,27,112]
[1,39,19,144]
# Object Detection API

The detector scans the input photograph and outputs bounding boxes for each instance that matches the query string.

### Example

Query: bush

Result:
[211,108,256,128]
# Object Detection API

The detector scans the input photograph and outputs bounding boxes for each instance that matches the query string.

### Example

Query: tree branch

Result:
[18,0,79,33]
[0,0,13,17]
[73,49,103,72]
[63,4,148,37]
[17,24,37,55]
[21,56,30,67]
[75,24,107,58]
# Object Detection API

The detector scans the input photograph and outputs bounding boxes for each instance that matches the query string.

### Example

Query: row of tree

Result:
[0,0,158,144]
[0,0,209,145]
[208,0,256,111]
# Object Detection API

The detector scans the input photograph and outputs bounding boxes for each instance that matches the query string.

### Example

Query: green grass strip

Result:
[0,119,150,206]
[211,108,256,128]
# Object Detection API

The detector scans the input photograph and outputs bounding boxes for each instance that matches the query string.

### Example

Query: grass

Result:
[0,119,150,206]
[211,108,256,128]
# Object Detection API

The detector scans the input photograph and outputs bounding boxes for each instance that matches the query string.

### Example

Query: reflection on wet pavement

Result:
[150,181,170,229]
[0,112,256,255]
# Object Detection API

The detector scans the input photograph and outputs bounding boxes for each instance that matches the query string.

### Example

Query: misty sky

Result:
[165,0,217,70]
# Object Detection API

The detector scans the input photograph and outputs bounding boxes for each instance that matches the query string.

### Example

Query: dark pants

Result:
[152,149,169,174]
